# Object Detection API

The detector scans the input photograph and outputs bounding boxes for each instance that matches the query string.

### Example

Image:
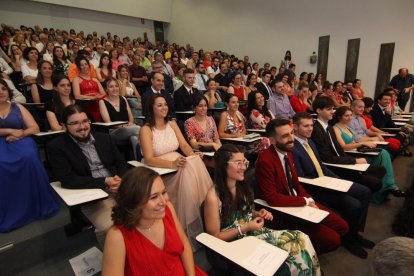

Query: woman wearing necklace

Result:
[96,53,116,83]
[203,79,222,109]
[21,47,39,84]
[227,72,248,115]
[52,46,71,76]
[99,77,140,160]
[218,94,247,139]
[102,167,206,275]
[46,75,76,131]
[72,56,106,122]
[139,94,213,244]
[333,106,405,203]
[244,73,258,95]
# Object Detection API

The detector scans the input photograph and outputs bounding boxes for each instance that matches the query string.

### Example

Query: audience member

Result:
[256,118,349,254]
[72,56,106,122]
[310,97,386,192]
[206,56,220,79]
[68,49,97,81]
[151,61,174,94]
[184,94,221,152]
[48,104,128,246]
[267,80,295,120]
[389,68,414,110]
[30,60,54,105]
[255,70,272,100]
[0,79,59,232]
[174,68,202,112]
[141,72,174,117]
[102,167,206,276]
[214,62,230,94]
[247,90,274,129]
[292,112,374,258]
[194,62,208,92]
[332,106,405,202]
[218,94,246,138]
[52,46,71,76]
[95,53,116,83]
[21,46,39,84]
[290,82,311,112]
[128,54,148,94]
[139,93,213,240]
[203,79,222,109]
[46,74,75,130]
[204,144,321,275]
[99,77,140,157]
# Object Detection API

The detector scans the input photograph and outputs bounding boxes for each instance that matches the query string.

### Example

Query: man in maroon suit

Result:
[256,118,349,255]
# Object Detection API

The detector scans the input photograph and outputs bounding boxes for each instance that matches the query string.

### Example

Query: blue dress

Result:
[0,103,59,232]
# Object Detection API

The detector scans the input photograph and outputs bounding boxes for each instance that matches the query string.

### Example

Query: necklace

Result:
[137,219,156,231]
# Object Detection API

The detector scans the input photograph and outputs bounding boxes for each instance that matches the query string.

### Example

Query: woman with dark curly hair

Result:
[203,144,320,275]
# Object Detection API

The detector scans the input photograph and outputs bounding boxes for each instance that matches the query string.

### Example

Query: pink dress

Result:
[149,123,213,241]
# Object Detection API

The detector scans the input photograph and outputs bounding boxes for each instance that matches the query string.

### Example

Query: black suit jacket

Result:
[310,120,356,164]
[141,87,175,117]
[173,85,202,111]
[255,82,272,100]
[293,139,336,178]
[370,103,396,129]
[47,132,128,189]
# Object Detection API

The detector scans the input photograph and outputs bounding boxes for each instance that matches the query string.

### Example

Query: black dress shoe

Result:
[389,189,406,197]
[357,235,375,249]
[342,240,368,259]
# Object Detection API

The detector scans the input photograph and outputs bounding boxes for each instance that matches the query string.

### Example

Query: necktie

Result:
[200,74,207,88]
[265,83,272,99]
[326,126,340,156]
[284,155,295,195]
[303,141,324,177]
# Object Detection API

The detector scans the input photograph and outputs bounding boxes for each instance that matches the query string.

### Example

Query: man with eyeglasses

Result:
[256,118,349,255]
[48,105,127,247]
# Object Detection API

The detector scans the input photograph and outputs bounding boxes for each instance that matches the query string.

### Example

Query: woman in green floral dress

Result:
[203,144,321,276]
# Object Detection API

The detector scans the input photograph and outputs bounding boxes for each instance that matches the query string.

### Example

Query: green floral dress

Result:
[220,205,321,276]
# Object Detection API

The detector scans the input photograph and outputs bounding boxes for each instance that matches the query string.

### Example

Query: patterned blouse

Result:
[184,116,219,143]
[249,109,272,129]
[223,111,246,134]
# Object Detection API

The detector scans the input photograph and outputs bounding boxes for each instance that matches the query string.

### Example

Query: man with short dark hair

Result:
[141,72,174,117]
[267,80,295,119]
[214,62,231,93]
[194,62,208,92]
[48,105,127,246]
[285,63,296,79]
[256,118,349,255]
[174,68,202,111]
[150,61,174,94]
[255,70,273,100]
[390,68,414,110]
[206,56,220,79]
[129,55,148,94]
[292,112,374,258]
[310,97,386,192]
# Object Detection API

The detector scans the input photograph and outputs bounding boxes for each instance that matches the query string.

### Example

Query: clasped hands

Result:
[5,129,25,142]
[105,175,122,193]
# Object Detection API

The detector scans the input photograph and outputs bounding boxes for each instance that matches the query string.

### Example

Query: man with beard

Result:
[48,105,127,247]
[194,62,208,92]
[255,118,349,255]
[214,62,231,94]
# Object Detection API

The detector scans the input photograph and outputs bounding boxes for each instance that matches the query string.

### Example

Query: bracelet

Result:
[237,224,245,238]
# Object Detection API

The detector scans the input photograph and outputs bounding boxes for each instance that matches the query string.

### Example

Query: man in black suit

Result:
[149,60,174,95]
[48,105,128,246]
[292,112,373,258]
[141,72,175,117]
[255,70,273,100]
[310,96,386,192]
[174,68,202,111]
[371,89,411,155]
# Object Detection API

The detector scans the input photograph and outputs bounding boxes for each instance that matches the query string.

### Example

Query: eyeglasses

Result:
[228,159,250,169]
[66,119,91,127]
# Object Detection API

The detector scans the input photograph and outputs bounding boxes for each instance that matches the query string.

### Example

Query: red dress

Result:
[232,85,247,115]
[118,205,206,276]
[79,77,102,122]
[361,114,401,151]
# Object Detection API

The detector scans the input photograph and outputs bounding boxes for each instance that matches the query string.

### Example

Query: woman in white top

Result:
[42,42,54,63]
[117,64,142,121]
[21,47,39,84]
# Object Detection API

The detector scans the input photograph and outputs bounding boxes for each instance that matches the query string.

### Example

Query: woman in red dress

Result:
[227,72,248,115]
[72,56,106,122]
[102,167,206,276]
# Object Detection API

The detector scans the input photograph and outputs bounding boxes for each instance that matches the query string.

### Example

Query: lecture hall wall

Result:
[167,0,414,100]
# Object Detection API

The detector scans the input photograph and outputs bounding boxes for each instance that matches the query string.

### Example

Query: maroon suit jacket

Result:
[255,145,311,207]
